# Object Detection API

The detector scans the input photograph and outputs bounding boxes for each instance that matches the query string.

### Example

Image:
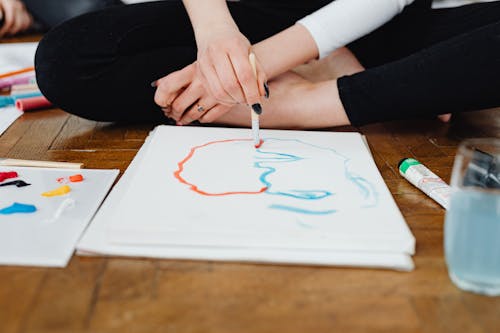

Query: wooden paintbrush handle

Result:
[0,159,83,169]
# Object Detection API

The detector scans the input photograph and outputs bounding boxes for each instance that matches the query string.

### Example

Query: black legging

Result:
[34,0,500,126]
[23,0,123,28]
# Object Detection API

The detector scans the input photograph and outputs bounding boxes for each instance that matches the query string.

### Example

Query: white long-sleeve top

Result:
[298,0,415,58]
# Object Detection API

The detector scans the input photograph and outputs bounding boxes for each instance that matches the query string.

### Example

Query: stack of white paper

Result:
[0,167,118,267]
[78,126,415,271]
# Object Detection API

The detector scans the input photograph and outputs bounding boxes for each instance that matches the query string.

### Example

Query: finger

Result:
[229,51,261,106]
[199,104,232,123]
[11,1,30,35]
[211,51,246,104]
[20,12,33,32]
[154,65,195,107]
[170,82,204,121]
[10,11,26,35]
[255,57,269,98]
[0,4,15,36]
[154,64,195,107]
[179,96,218,125]
[161,105,172,115]
[199,55,236,105]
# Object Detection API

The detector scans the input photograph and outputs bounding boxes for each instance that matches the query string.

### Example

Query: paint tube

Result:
[398,158,450,209]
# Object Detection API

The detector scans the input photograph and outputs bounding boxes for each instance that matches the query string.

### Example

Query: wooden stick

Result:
[248,53,261,148]
[0,158,83,169]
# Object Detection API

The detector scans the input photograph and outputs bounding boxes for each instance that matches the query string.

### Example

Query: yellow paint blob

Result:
[42,185,71,197]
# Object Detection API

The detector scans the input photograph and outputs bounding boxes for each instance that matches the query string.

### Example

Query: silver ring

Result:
[197,105,205,113]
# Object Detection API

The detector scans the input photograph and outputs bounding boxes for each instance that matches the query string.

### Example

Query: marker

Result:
[0,91,43,108]
[16,96,53,111]
[398,158,450,209]
[0,74,36,90]
[248,53,261,148]
[10,83,39,93]
[0,67,35,79]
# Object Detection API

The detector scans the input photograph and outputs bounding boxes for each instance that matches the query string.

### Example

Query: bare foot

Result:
[212,72,350,129]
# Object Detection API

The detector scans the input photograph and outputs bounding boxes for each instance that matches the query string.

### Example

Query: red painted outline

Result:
[173,139,267,196]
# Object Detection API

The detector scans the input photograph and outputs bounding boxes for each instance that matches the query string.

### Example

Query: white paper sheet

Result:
[77,128,414,270]
[0,167,118,267]
[107,127,414,253]
[0,106,23,136]
[0,42,38,74]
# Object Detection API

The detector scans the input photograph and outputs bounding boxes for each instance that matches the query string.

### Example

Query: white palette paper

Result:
[0,167,118,267]
[0,42,37,74]
[79,126,415,270]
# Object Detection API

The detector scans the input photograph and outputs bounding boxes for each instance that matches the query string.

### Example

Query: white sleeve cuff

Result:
[297,0,415,59]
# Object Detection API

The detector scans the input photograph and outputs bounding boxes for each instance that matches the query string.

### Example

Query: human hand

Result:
[154,62,233,125]
[196,26,267,110]
[438,114,452,122]
[0,0,33,38]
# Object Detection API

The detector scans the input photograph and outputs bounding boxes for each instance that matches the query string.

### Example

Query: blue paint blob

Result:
[0,202,37,215]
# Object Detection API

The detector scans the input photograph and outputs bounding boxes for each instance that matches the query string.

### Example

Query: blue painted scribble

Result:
[253,138,378,215]
[269,204,337,215]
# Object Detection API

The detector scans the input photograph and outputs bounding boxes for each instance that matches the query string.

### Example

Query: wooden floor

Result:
[1,36,500,333]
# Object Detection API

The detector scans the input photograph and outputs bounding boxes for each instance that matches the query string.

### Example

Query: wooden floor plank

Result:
[0,267,46,333]
[5,110,69,160]
[19,258,106,333]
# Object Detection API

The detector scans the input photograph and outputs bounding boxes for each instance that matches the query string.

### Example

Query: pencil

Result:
[0,67,35,79]
[248,53,261,148]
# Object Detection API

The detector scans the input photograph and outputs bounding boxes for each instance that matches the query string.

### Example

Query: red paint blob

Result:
[254,139,264,149]
[69,174,84,182]
[0,171,18,182]
[174,139,267,196]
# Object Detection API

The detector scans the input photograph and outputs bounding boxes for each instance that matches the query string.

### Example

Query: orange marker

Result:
[0,67,35,79]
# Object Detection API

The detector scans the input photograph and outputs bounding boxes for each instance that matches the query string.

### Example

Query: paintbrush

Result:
[248,53,263,148]
[0,158,83,169]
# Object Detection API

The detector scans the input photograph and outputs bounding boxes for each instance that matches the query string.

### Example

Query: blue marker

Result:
[0,91,43,108]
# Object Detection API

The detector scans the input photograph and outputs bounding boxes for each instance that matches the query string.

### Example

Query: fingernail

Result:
[252,103,263,115]
[264,82,270,99]
[151,80,157,88]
